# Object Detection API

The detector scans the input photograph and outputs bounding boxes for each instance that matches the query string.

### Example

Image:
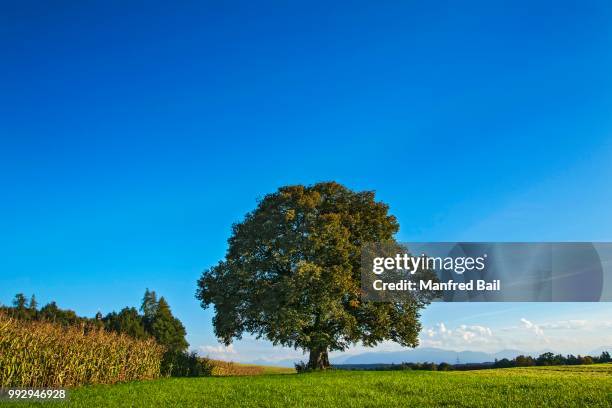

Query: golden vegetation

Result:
[208,359,265,376]
[0,314,164,387]
[206,360,294,376]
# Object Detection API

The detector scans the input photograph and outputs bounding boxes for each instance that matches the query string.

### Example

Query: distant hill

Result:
[333,348,535,365]
[589,346,612,355]
[247,346,612,367]
[246,348,532,367]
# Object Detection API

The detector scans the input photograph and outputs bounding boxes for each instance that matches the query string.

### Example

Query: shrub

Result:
[0,314,164,387]
[438,362,453,371]
[514,355,536,367]
[161,351,213,377]
[295,361,310,374]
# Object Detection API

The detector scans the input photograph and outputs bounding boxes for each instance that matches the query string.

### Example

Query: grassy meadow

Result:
[13,364,612,407]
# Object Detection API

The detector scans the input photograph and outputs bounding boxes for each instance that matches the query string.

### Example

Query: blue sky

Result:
[1,1,612,362]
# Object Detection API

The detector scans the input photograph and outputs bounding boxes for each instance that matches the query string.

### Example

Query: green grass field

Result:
[13,364,612,407]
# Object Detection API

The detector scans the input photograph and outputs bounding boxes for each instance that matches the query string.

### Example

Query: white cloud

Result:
[520,318,544,336]
[419,322,495,349]
[198,344,237,359]
[539,320,587,330]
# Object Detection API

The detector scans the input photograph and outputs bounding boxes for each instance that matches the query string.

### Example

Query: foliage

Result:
[104,291,188,354]
[437,362,453,371]
[515,355,536,367]
[493,351,610,368]
[388,361,448,371]
[1,295,91,327]
[0,314,164,387]
[197,182,435,369]
[39,301,85,326]
[150,297,188,353]
[104,307,148,340]
[161,351,213,377]
[294,361,311,374]
[141,288,158,332]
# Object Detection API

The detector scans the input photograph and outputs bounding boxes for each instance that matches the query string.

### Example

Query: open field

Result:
[207,360,295,376]
[234,363,296,375]
[14,364,612,407]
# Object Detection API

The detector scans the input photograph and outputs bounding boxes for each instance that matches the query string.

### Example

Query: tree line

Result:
[493,351,611,368]
[385,351,612,371]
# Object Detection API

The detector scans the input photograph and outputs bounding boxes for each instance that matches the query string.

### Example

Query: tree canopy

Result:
[196,182,434,369]
[104,307,148,340]
[141,288,158,331]
[150,297,188,353]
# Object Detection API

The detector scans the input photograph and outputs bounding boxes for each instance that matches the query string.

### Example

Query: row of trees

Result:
[365,350,612,372]
[2,290,188,354]
[4,294,85,326]
[390,352,612,371]
[494,351,612,368]
[388,362,455,371]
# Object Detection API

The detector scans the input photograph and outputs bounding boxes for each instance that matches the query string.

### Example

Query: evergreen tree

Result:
[150,297,188,352]
[12,293,27,309]
[12,293,29,320]
[141,289,158,330]
[28,294,37,312]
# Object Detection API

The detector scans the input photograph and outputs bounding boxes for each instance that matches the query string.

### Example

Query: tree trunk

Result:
[308,347,330,370]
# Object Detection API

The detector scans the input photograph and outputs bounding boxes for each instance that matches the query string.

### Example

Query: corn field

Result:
[0,314,164,387]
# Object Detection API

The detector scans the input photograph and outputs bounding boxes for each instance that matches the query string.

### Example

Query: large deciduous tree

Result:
[196,182,432,369]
